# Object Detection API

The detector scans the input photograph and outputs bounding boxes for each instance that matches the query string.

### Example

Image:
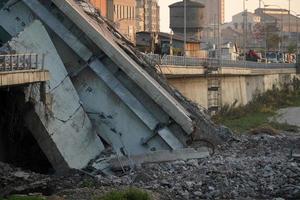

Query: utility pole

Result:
[259,0,262,8]
[297,14,300,56]
[217,0,221,64]
[289,0,291,34]
[184,0,187,57]
[243,0,247,63]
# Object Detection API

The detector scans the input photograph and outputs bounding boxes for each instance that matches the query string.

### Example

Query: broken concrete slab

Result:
[109,148,210,170]
[51,0,195,135]
[7,20,104,171]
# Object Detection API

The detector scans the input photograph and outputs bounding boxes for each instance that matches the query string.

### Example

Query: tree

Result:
[287,43,297,54]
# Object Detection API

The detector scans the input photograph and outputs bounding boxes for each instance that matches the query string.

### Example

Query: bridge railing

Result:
[0,53,45,72]
[142,53,296,69]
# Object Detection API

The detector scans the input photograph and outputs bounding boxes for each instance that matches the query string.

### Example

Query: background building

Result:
[255,8,300,51]
[136,0,160,33]
[221,11,262,48]
[196,0,225,25]
[196,0,225,46]
[89,0,107,17]
[107,0,136,42]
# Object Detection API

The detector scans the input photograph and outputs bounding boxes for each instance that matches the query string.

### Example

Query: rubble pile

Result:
[124,133,300,199]
[1,132,299,199]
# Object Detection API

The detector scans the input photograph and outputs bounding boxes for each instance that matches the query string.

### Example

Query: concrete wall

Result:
[168,73,299,109]
[168,77,208,108]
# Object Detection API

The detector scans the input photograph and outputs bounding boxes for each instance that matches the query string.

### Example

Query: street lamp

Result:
[243,0,248,63]
[184,0,187,57]
[264,5,284,53]
[294,13,300,58]
[241,0,250,65]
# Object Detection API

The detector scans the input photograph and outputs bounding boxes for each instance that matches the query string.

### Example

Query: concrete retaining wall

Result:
[168,73,299,109]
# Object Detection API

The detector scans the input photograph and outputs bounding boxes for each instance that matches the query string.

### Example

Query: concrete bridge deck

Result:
[159,65,297,77]
[0,69,49,87]
[0,54,49,87]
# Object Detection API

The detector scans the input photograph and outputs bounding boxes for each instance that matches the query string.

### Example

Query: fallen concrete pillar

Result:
[50,0,195,135]
[7,20,105,171]
[109,148,210,170]
[19,0,188,153]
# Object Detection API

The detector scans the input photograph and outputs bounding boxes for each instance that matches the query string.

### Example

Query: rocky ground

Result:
[1,132,299,200]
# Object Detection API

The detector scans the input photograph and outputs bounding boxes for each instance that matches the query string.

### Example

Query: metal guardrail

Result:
[0,53,45,72]
[143,53,297,69]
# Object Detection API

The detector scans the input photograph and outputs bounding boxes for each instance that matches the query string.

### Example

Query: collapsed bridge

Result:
[0,0,231,172]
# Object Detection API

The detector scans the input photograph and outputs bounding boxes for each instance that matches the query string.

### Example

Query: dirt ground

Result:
[1,131,299,200]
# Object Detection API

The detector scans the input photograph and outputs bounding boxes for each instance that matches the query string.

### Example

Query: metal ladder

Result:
[206,59,221,115]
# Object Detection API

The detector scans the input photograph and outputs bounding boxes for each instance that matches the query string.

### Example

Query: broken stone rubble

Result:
[1,132,299,199]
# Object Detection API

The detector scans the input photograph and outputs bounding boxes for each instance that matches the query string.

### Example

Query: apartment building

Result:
[107,0,136,42]
[136,0,160,33]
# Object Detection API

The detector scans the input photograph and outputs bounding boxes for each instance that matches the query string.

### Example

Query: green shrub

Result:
[214,79,300,133]
[4,196,45,200]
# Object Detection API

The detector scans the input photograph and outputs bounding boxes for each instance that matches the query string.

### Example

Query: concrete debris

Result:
[0,132,299,199]
[108,148,210,171]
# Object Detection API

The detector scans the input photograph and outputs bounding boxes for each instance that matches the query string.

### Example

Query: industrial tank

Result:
[169,0,205,35]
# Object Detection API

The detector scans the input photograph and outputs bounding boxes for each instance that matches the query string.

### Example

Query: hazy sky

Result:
[159,0,300,32]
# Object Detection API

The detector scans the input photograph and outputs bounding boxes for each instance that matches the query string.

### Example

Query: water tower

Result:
[169,0,205,40]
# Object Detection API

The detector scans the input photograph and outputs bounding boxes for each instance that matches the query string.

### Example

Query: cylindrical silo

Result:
[169,0,205,39]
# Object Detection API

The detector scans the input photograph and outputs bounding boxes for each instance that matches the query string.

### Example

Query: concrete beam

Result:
[21,0,92,62]
[50,0,194,135]
[89,58,184,149]
[8,20,104,170]
[21,0,185,149]
[109,148,210,170]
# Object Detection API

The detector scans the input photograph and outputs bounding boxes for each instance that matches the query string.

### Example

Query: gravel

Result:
[1,132,299,200]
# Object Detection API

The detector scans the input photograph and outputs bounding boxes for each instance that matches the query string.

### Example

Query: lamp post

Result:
[292,13,300,56]
[264,5,283,53]
[289,0,291,33]
[295,14,300,58]
[184,0,187,57]
[243,0,248,63]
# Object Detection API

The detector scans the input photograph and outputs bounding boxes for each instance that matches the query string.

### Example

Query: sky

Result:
[159,0,300,32]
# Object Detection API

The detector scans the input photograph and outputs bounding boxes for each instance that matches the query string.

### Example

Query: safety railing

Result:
[0,53,45,72]
[142,53,297,69]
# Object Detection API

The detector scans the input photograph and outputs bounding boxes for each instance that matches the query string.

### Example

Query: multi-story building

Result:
[255,8,299,33]
[107,0,136,42]
[229,12,261,33]
[196,0,225,45]
[220,11,262,48]
[89,0,107,17]
[255,8,300,50]
[136,0,160,33]
[197,0,225,26]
